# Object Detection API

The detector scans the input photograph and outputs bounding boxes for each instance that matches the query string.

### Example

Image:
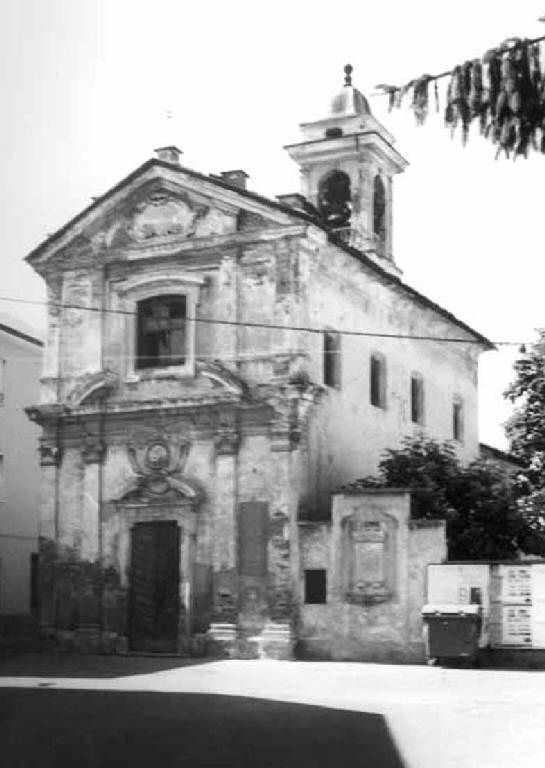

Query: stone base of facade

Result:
[205,623,239,658]
[74,624,101,654]
[205,622,295,660]
[256,622,295,660]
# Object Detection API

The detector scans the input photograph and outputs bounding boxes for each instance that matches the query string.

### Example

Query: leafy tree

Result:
[353,434,545,560]
[505,330,545,544]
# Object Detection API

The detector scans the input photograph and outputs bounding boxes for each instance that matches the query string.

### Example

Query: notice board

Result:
[490,563,545,648]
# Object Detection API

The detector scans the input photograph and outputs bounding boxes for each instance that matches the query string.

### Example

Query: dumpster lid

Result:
[422,603,481,616]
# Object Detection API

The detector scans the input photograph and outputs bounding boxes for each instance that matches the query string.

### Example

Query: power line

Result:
[0,293,524,348]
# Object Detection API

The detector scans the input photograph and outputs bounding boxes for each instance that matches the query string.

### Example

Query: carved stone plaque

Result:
[345,517,394,605]
[357,541,384,583]
[238,502,268,577]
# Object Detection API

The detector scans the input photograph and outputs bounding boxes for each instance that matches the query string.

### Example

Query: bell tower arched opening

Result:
[373,174,386,242]
[318,171,351,231]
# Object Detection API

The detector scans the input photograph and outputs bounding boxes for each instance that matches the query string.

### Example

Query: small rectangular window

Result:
[136,295,187,370]
[453,398,464,442]
[411,373,424,424]
[304,569,327,604]
[323,331,341,388]
[370,354,387,408]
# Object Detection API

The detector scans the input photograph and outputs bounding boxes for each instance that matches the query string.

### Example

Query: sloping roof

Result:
[479,442,524,468]
[25,158,493,350]
[0,310,43,347]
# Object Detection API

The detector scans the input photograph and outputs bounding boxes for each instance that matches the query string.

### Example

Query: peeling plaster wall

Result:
[30,172,483,657]
[302,237,481,514]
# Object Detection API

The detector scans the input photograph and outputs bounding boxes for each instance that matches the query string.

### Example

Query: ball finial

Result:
[344,64,353,86]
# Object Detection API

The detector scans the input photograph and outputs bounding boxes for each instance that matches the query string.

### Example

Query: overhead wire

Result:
[0,294,529,350]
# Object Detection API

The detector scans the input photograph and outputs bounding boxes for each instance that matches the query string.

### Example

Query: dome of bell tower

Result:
[329,64,371,116]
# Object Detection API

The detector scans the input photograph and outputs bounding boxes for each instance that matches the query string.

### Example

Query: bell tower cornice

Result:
[283,65,409,275]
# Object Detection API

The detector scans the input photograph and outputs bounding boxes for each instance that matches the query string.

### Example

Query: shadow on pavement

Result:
[0,652,211,678]
[1,689,406,768]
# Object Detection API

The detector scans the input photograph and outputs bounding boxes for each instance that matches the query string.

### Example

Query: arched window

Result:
[323,330,341,389]
[373,175,386,240]
[370,353,387,408]
[453,396,464,442]
[411,373,425,425]
[318,171,351,229]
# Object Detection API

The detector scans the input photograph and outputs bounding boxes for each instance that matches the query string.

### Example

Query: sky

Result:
[2,0,545,449]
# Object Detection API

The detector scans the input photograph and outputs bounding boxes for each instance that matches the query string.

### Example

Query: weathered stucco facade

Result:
[26,73,491,660]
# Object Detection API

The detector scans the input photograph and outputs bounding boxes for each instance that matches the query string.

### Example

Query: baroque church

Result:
[26,67,492,660]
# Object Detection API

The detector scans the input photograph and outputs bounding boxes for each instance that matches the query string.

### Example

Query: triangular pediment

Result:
[27,160,302,272]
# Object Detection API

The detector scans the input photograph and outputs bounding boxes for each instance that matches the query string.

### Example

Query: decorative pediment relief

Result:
[106,188,236,247]
[128,192,208,240]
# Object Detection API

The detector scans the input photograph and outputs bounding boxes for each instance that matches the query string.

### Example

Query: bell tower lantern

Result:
[284,65,408,274]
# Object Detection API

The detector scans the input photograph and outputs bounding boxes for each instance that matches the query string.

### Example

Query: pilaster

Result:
[211,428,239,623]
[268,431,299,625]
[75,435,105,652]
[37,439,61,634]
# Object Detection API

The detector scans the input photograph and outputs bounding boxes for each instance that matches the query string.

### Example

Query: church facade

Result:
[26,69,492,659]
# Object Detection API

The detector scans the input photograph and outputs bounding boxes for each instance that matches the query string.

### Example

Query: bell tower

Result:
[284,65,408,275]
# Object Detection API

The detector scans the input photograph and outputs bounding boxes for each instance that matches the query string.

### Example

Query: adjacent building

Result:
[25,69,492,659]
[0,314,42,617]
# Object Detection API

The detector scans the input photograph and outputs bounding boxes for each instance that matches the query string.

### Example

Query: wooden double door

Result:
[129,521,181,653]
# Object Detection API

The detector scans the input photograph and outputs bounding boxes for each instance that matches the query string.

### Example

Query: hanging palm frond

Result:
[375,35,545,158]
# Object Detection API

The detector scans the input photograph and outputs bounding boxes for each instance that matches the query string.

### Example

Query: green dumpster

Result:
[422,603,482,662]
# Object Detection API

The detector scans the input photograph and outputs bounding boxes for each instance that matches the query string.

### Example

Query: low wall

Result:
[298,490,446,662]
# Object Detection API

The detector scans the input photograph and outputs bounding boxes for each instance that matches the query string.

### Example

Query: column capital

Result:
[270,424,300,452]
[82,435,106,464]
[39,441,62,467]
[215,429,240,457]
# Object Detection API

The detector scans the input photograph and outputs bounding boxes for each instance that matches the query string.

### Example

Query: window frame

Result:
[135,294,188,371]
[117,273,204,381]
[323,330,341,389]
[452,396,464,442]
[370,352,387,409]
[410,372,425,425]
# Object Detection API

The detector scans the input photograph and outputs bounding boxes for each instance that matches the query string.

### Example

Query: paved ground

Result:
[1,688,402,768]
[1,654,545,767]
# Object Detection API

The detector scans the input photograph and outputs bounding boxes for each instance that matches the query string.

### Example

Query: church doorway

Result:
[129,520,180,653]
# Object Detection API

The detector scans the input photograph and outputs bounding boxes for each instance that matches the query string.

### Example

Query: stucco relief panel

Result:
[104,189,235,248]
